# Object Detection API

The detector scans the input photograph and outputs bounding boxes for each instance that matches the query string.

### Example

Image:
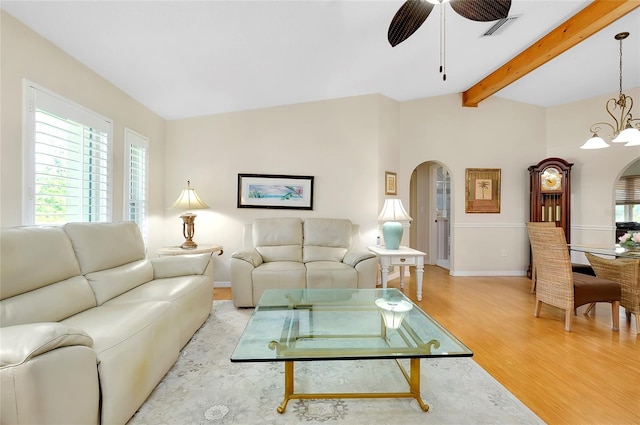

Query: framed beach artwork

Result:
[237,174,314,210]
[465,168,501,213]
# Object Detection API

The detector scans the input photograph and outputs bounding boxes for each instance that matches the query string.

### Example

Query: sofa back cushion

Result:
[252,217,303,262]
[85,259,154,305]
[303,218,352,263]
[63,221,146,274]
[0,226,97,326]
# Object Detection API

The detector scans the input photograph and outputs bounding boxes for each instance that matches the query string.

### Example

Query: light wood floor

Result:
[213,266,639,425]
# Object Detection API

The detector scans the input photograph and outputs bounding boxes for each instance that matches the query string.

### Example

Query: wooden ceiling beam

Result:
[462,0,640,107]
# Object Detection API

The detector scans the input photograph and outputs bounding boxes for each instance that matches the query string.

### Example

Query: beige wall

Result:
[3,9,640,284]
[398,95,547,275]
[0,11,167,253]
[164,95,384,281]
[546,88,640,261]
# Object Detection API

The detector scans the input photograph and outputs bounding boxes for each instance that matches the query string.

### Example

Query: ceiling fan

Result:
[388,0,512,80]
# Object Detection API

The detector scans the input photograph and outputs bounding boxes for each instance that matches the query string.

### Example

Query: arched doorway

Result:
[615,158,640,240]
[410,161,452,270]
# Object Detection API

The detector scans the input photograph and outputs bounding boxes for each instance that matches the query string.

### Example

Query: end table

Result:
[157,244,223,258]
[367,245,426,301]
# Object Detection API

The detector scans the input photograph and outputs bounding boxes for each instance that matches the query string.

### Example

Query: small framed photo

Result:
[385,171,397,195]
[465,168,501,213]
[237,174,314,210]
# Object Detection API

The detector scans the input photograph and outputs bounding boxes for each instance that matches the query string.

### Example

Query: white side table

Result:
[157,244,223,258]
[367,245,427,301]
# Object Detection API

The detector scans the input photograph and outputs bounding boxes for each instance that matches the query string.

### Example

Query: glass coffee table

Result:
[230,288,472,413]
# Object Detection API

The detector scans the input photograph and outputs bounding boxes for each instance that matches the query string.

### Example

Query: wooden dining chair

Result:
[585,253,640,334]
[526,223,621,332]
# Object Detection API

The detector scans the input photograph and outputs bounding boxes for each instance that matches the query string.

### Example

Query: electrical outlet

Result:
[501,249,507,257]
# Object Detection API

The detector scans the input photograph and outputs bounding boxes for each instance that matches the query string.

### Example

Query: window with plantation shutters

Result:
[24,81,112,225]
[616,175,640,205]
[124,128,149,244]
[615,175,640,223]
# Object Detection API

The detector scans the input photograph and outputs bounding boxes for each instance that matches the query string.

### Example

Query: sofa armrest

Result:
[151,253,211,279]
[0,323,93,367]
[231,248,264,268]
[1,324,99,425]
[343,249,376,267]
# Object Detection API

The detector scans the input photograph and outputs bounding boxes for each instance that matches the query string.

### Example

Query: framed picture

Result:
[237,174,314,210]
[385,171,397,195]
[465,168,501,213]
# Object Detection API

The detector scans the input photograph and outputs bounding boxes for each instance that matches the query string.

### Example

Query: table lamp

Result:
[171,180,209,249]
[377,198,412,250]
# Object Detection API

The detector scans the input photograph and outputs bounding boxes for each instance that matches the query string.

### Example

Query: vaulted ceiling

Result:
[2,0,639,120]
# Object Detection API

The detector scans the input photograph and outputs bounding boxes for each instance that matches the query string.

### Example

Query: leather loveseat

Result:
[230,217,378,307]
[0,222,214,425]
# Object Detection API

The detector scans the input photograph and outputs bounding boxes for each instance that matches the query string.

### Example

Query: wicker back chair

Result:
[526,223,621,332]
[585,253,640,334]
[527,222,557,293]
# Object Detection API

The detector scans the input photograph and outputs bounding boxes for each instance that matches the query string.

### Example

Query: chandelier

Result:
[580,32,640,149]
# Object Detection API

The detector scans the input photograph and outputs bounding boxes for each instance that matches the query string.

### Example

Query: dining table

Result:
[568,244,640,259]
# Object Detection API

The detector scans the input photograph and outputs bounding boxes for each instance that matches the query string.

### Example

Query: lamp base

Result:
[181,240,198,249]
[180,213,198,249]
[382,221,403,250]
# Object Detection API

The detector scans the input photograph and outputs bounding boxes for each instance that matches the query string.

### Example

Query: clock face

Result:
[541,167,562,191]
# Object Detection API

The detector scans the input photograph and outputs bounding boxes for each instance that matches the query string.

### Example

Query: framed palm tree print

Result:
[465,168,501,213]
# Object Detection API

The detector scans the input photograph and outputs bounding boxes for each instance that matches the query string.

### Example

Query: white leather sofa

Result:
[230,217,378,307]
[0,222,214,425]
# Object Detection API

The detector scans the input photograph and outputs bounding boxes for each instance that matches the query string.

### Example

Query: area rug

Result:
[128,301,545,425]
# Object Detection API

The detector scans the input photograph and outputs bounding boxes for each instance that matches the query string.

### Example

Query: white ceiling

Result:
[2,0,639,120]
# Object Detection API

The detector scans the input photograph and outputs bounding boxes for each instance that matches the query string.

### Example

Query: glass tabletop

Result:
[568,244,640,258]
[230,288,472,362]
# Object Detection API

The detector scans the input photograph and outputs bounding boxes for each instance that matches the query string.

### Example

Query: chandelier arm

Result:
[625,96,635,126]
[605,98,623,133]
[589,122,616,137]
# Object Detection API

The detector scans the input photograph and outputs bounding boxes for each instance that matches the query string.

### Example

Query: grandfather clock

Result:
[528,157,573,277]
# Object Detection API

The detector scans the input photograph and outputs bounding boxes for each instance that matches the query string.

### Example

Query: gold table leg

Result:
[277,361,294,413]
[409,358,429,412]
[276,358,429,414]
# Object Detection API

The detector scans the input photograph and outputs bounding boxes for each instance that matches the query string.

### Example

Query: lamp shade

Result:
[171,184,209,211]
[377,198,412,222]
[378,198,412,250]
[580,134,610,150]
[615,127,640,146]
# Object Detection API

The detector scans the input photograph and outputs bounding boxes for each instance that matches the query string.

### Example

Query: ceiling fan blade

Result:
[450,0,511,22]
[388,0,434,47]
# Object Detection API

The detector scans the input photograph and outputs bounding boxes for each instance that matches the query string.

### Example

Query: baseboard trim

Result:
[214,281,231,288]
[450,271,527,277]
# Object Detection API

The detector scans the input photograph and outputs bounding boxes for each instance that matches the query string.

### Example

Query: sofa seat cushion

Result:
[252,262,307,287]
[252,261,307,304]
[305,261,358,289]
[62,300,180,425]
[304,246,348,263]
[105,275,213,347]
